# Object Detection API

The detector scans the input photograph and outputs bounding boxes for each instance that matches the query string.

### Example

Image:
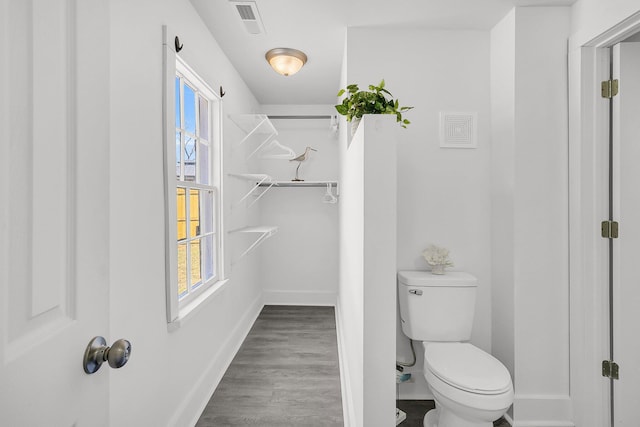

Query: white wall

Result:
[361,118,397,427]
[571,0,640,48]
[490,9,516,398]
[514,5,570,398]
[337,108,364,427]
[109,0,263,425]
[337,115,397,427]
[490,7,572,425]
[257,105,339,306]
[344,27,492,399]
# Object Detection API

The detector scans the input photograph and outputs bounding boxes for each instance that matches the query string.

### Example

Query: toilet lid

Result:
[424,343,512,395]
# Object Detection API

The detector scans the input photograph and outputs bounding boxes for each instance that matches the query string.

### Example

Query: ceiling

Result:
[190,0,576,106]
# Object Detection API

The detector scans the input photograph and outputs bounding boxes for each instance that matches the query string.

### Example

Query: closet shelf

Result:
[228,225,278,265]
[257,180,339,194]
[228,173,274,208]
[228,114,278,160]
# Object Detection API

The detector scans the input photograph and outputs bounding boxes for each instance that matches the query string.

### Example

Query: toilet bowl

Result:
[422,342,513,427]
[397,271,513,427]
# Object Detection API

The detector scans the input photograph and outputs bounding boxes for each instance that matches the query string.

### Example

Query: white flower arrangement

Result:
[422,245,454,268]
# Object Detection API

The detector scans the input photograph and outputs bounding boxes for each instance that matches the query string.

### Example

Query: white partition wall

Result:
[337,115,397,427]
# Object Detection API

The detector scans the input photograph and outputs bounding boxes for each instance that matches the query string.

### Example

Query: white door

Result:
[0,0,113,425]
[612,41,640,426]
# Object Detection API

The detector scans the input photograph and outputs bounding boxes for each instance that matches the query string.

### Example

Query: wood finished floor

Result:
[396,400,511,427]
[196,305,344,426]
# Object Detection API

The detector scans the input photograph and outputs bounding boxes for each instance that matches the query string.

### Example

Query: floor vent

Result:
[230,1,264,34]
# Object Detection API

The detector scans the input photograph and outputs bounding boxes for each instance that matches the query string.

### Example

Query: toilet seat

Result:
[424,342,512,395]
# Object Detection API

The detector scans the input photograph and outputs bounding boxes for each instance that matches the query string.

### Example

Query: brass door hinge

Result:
[601,220,619,239]
[601,79,619,98]
[602,360,619,380]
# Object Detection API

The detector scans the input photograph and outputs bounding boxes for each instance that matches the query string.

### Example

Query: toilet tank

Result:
[397,271,477,341]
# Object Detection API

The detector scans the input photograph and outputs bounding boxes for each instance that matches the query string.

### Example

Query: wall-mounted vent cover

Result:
[439,112,478,148]
[229,1,264,34]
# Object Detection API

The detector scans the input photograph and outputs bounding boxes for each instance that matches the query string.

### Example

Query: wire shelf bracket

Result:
[228,114,278,160]
[228,173,274,208]
[228,225,278,265]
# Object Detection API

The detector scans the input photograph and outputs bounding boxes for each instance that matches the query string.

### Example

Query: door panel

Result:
[7,0,75,354]
[612,41,640,426]
[0,0,110,425]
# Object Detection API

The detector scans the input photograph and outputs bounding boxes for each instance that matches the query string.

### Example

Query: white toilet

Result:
[397,271,513,427]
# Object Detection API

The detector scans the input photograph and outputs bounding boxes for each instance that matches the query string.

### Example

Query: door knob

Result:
[83,336,132,374]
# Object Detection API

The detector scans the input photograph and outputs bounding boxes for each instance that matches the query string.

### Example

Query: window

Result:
[163,49,224,323]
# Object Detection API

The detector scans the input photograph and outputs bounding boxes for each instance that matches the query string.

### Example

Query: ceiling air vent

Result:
[230,1,265,35]
[236,5,255,20]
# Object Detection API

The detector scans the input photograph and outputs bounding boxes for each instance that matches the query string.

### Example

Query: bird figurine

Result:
[290,146,317,181]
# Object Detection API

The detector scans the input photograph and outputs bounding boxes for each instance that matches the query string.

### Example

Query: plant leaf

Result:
[334,79,412,128]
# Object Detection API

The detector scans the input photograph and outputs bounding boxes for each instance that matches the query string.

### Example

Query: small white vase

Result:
[430,264,446,275]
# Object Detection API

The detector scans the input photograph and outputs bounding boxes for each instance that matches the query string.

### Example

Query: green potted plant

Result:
[335,79,413,135]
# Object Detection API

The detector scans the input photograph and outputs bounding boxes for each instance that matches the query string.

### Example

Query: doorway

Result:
[607,39,640,427]
[569,19,640,427]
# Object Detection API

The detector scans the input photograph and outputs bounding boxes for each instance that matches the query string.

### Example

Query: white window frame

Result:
[163,27,226,327]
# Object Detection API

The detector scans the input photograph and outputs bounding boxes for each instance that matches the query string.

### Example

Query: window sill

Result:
[167,278,230,332]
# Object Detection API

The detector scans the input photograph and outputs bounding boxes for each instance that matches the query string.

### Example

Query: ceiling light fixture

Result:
[265,48,307,77]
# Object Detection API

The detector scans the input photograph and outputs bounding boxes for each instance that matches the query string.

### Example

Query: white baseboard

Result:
[397,390,433,400]
[169,295,263,427]
[263,290,337,306]
[335,301,356,427]
[512,394,575,427]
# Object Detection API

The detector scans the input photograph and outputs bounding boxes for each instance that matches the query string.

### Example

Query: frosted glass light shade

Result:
[265,48,307,76]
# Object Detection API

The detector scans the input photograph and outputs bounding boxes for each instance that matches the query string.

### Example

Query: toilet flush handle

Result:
[409,289,423,296]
